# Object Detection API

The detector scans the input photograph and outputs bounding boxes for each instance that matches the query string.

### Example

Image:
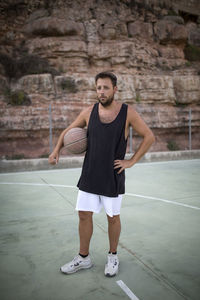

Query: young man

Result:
[48,71,155,277]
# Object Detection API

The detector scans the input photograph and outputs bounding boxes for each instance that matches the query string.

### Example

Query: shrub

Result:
[4,88,31,106]
[0,53,60,80]
[167,140,179,151]
[167,10,179,16]
[5,154,25,160]
[184,44,200,61]
[17,54,60,77]
[60,77,78,93]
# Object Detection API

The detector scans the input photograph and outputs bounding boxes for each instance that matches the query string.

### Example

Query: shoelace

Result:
[72,255,81,264]
[108,255,118,265]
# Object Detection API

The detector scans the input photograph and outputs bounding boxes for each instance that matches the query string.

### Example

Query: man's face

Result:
[96,78,117,107]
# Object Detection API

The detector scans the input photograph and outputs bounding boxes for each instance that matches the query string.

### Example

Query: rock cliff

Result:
[0,0,200,158]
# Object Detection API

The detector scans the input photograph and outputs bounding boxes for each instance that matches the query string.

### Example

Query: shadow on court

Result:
[0,159,200,300]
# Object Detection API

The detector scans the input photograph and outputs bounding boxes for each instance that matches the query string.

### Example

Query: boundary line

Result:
[0,159,199,176]
[0,182,76,189]
[125,193,200,210]
[116,280,140,300]
[0,182,199,210]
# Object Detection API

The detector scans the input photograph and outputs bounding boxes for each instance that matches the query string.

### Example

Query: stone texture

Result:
[133,76,176,104]
[154,20,188,45]
[127,21,153,39]
[0,75,8,94]
[0,0,200,158]
[188,28,200,47]
[23,17,85,37]
[173,76,200,104]
[16,74,55,95]
[158,45,185,59]
[25,38,88,72]
[163,16,184,25]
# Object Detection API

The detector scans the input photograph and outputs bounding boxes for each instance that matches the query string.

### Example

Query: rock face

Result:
[0,0,200,158]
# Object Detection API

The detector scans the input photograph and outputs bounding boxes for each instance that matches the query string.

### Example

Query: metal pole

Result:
[189,108,192,150]
[129,126,133,153]
[49,104,53,153]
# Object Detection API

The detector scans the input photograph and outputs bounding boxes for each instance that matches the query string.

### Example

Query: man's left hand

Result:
[114,159,133,174]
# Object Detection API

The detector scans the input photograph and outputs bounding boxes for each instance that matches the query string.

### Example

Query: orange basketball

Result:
[63,127,87,154]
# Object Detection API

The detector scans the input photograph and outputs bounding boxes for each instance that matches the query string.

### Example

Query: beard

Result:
[97,94,114,107]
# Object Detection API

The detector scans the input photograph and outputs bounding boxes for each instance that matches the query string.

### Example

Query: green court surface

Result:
[0,159,200,300]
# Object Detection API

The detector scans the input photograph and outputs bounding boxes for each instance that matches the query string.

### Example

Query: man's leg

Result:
[79,211,93,255]
[107,214,121,253]
[104,214,121,277]
[60,210,93,274]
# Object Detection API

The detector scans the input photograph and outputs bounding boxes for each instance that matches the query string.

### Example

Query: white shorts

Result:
[76,190,122,217]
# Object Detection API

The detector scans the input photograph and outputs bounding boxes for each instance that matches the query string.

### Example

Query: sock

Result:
[109,251,117,255]
[79,253,88,258]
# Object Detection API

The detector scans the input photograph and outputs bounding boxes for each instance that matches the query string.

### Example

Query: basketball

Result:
[63,127,87,154]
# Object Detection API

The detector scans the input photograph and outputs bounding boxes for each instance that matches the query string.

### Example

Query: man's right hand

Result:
[48,151,59,165]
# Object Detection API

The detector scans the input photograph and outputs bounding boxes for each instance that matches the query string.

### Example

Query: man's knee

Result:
[107,214,120,225]
[78,211,93,222]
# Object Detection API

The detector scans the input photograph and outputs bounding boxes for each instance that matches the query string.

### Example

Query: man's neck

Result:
[99,100,118,111]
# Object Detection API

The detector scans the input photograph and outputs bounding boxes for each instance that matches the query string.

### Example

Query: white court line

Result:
[116,280,140,300]
[0,159,199,176]
[0,182,200,210]
[126,193,200,210]
[0,182,76,189]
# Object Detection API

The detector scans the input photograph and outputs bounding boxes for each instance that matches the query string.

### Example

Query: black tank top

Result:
[77,103,128,197]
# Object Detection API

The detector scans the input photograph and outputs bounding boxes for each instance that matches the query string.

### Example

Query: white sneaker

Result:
[104,253,119,277]
[60,254,93,274]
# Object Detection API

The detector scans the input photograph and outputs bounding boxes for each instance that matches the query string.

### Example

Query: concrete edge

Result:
[0,150,200,173]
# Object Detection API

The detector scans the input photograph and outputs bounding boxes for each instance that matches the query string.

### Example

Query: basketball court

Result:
[0,159,200,300]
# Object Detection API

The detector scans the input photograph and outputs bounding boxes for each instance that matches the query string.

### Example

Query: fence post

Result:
[189,108,192,151]
[49,104,53,153]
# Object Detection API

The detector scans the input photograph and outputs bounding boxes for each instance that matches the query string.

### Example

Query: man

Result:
[48,71,155,277]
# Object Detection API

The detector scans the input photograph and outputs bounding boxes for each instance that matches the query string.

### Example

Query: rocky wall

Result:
[0,0,200,158]
[0,73,199,158]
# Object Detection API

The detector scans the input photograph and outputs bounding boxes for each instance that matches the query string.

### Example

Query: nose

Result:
[99,88,104,93]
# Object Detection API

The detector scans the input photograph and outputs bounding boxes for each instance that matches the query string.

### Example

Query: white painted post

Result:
[49,104,53,153]
[189,108,192,150]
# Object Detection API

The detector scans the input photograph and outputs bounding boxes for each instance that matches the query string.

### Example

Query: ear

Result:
[114,86,118,93]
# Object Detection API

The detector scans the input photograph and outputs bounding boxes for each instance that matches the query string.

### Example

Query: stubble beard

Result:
[98,94,114,107]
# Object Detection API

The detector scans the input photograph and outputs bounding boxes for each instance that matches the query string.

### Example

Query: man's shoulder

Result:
[126,104,136,114]
[80,104,96,125]
[81,104,95,116]
[126,104,140,121]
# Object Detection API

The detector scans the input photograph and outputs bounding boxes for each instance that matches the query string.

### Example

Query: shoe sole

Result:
[105,262,119,277]
[60,263,93,275]
[105,270,118,277]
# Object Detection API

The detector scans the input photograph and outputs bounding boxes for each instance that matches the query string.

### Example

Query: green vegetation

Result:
[135,91,141,103]
[167,140,179,151]
[184,44,200,61]
[174,100,187,108]
[5,154,25,160]
[40,153,49,158]
[60,77,78,93]
[167,10,179,16]
[4,88,31,106]
[0,53,60,81]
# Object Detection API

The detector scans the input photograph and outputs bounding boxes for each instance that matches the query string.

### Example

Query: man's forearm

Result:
[129,133,155,166]
[53,130,66,153]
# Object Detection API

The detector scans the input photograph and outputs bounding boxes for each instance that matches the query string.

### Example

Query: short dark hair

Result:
[95,71,117,87]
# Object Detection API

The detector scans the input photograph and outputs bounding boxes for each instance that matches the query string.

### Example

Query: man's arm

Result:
[48,108,89,165]
[114,105,155,173]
